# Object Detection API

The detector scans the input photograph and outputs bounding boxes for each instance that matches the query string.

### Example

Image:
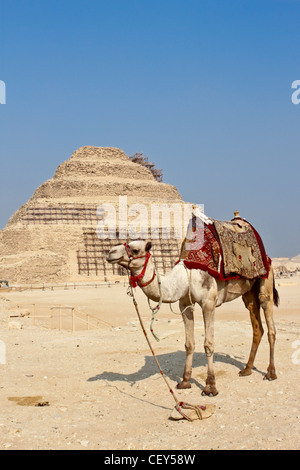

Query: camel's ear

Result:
[145,241,152,252]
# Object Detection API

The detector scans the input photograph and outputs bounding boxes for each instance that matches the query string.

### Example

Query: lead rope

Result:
[169,264,195,316]
[127,282,205,421]
[126,260,162,342]
[147,271,162,342]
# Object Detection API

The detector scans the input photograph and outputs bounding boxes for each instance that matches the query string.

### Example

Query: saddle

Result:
[179,211,271,281]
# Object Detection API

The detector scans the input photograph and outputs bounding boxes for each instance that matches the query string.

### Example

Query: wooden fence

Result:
[2,280,126,292]
[7,303,112,332]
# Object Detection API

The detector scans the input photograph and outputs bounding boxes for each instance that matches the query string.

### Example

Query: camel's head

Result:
[106,240,152,271]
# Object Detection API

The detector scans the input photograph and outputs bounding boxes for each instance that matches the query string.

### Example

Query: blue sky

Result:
[0,0,299,257]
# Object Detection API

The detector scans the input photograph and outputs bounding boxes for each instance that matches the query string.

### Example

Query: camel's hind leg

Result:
[240,284,264,377]
[258,267,277,381]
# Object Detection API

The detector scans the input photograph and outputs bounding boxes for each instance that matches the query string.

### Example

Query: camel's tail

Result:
[273,274,280,307]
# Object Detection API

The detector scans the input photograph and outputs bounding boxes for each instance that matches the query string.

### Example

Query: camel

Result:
[106,239,279,396]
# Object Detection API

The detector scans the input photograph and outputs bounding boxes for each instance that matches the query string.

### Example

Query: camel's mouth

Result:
[106,255,123,264]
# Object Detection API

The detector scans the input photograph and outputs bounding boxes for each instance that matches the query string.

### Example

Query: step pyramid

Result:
[0,147,186,284]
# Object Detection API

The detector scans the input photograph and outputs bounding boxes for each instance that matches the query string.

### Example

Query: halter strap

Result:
[124,243,156,288]
[129,252,155,288]
[124,242,149,260]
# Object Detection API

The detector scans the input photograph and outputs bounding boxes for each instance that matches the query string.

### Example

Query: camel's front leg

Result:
[201,301,218,396]
[176,300,195,389]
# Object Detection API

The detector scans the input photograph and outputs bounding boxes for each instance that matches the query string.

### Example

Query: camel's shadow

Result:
[88,350,263,390]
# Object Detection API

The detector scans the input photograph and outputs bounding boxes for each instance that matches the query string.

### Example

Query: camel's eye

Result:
[132,248,139,254]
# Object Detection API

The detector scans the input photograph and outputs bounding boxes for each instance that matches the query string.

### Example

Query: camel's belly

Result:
[217,279,255,305]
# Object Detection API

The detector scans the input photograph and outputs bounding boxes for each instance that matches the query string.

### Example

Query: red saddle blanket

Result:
[179,217,271,281]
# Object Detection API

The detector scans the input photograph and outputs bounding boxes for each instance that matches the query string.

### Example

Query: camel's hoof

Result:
[264,368,277,381]
[239,367,252,377]
[264,373,277,381]
[202,387,218,397]
[176,381,191,390]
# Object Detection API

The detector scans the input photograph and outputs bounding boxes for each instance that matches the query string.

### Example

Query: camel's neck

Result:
[130,256,189,303]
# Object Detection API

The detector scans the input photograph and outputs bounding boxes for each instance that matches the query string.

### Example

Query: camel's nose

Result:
[106,247,119,262]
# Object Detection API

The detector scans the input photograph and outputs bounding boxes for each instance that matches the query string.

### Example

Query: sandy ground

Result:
[0,277,299,450]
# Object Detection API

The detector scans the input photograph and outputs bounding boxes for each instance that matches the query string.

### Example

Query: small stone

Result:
[78,440,89,447]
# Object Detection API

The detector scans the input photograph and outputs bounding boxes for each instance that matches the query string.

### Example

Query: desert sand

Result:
[0,276,299,450]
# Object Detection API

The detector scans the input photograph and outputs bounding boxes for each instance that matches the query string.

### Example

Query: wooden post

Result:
[32,304,36,326]
[77,252,81,275]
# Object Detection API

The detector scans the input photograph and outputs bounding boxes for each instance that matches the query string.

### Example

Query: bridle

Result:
[124,242,156,288]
